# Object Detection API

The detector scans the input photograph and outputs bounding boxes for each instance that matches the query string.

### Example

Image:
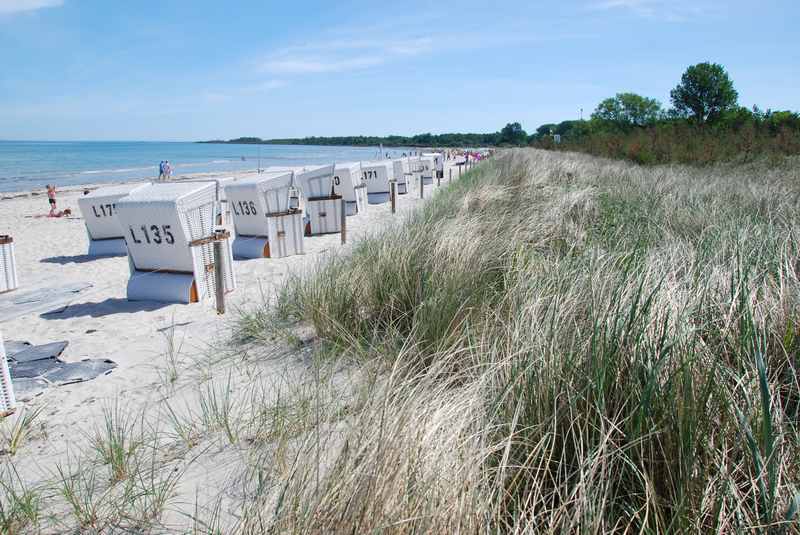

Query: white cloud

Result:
[262,55,384,75]
[257,80,288,90]
[386,37,434,56]
[0,0,63,14]
[257,17,591,78]
[258,34,435,76]
[589,0,709,21]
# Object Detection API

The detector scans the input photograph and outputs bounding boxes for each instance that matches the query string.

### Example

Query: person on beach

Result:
[158,160,166,181]
[46,184,57,215]
[164,161,172,180]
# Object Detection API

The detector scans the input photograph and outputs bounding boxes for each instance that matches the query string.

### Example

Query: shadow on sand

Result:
[41,298,169,319]
[41,254,125,265]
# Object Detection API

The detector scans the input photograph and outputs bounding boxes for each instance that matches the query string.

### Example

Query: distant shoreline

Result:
[198,136,493,149]
[0,168,259,200]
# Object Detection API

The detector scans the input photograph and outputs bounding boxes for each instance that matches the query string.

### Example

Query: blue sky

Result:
[1,0,797,141]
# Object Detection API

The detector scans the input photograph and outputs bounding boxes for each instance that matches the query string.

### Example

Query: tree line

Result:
[201,62,798,164]
[519,62,800,164]
[200,132,503,148]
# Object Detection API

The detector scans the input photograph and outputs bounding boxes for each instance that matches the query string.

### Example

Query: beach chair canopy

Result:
[360,161,393,193]
[115,182,217,273]
[297,164,335,199]
[77,183,149,240]
[224,171,294,237]
[418,155,435,175]
[332,161,363,202]
[392,159,408,182]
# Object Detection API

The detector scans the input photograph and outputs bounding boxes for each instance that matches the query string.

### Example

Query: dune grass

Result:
[1,150,798,532]
[247,149,800,532]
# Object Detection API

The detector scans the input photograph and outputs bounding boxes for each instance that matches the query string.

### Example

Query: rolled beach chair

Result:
[0,332,15,415]
[332,161,366,216]
[361,161,393,204]
[418,155,435,185]
[115,182,236,304]
[297,164,343,235]
[0,235,19,294]
[422,152,445,179]
[392,159,410,195]
[77,183,150,256]
[225,171,304,259]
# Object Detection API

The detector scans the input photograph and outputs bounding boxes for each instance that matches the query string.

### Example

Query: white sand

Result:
[0,160,464,529]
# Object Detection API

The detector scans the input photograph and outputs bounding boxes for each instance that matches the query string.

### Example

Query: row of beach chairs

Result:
[74,154,444,305]
[0,153,452,414]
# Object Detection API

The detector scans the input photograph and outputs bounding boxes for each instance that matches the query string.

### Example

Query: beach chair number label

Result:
[232,200,258,216]
[128,225,175,245]
[92,203,116,218]
[333,176,340,186]
[362,170,379,181]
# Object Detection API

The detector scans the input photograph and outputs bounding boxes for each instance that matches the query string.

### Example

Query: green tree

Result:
[499,122,528,146]
[536,124,557,137]
[592,93,662,129]
[670,62,738,124]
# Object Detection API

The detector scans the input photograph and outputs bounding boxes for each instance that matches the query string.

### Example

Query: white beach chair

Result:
[179,177,237,224]
[77,183,150,256]
[115,182,236,304]
[361,161,393,204]
[392,159,410,195]
[225,171,304,259]
[297,164,343,235]
[423,152,444,179]
[0,332,15,415]
[332,161,366,216]
[0,235,19,294]
[418,155,435,185]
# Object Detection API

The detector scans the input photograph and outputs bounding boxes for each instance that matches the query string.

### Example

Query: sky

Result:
[0,0,798,141]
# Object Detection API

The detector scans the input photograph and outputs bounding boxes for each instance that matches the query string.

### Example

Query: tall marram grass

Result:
[246,149,800,533]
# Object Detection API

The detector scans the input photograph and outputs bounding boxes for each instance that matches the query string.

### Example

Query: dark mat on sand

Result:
[7,341,69,363]
[0,282,92,322]
[5,338,117,401]
[9,358,62,379]
[43,359,117,386]
[3,340,32,355]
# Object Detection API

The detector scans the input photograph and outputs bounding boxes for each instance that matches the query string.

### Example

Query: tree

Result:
[536,124,557,137]
[592,92,662,129]
[499,122,528,146]
[670,62,738,124]
[554,120,591,140]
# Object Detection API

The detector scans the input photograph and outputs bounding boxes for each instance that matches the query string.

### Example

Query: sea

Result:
[0,141,413,193]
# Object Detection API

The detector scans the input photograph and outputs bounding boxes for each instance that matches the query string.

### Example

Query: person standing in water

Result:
[158,161,165,180]
[164,161,172,180]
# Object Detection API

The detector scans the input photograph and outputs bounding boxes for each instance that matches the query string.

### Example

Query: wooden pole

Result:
[391,181,396,214]
[437,171,440,187]
[449,168,452,182]
[340,197,347,244]
[213,237,226,315]
[419,174,424,199]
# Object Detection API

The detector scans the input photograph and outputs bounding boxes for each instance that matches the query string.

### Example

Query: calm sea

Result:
[0,141,412,193]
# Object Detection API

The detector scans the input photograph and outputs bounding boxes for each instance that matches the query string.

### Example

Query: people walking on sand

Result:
[158,160,166,180]
[46,184,57,216]
[164,160,172,180]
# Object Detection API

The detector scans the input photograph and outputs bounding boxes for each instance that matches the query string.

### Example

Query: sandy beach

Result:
[0,160,462,530]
